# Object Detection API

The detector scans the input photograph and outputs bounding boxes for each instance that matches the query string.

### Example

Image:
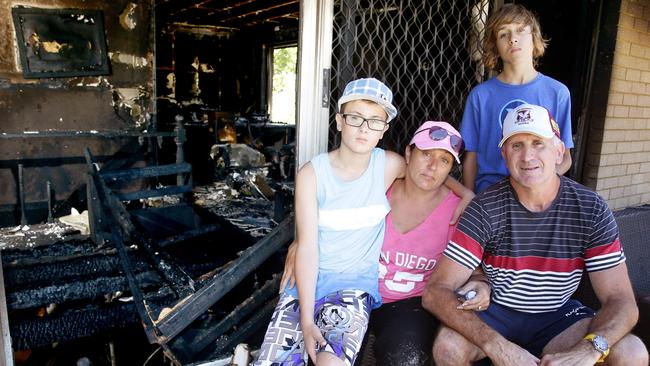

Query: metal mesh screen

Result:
[329,0,491,154]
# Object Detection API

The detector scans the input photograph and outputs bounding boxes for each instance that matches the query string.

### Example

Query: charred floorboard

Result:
[7,271,161,310]
[10,302,139,350]
[4,249,143,289]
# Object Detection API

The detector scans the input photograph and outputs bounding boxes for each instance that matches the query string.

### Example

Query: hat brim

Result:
[498,131,555,147]
[338,94,398,122]
[412,141,461,164]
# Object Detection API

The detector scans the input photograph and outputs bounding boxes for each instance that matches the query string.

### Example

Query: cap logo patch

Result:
[516,108,533,125]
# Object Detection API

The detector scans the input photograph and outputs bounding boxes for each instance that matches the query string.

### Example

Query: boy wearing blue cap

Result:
[253,77,405,366]
[254,78,472,366]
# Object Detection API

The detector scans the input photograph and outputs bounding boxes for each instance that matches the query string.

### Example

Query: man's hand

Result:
[301,321,327,364]
[456,278,490,311]
[280,241,298,293]
[539,341,602,366]
[487,340,540,366]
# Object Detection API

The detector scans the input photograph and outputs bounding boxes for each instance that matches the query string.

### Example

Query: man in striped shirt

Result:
[422,104,648,365]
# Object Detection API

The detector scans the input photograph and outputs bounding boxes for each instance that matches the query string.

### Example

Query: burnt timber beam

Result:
[3,247,116,271]
[97,186,195,298]
[163,0,299,27]
[158,223,222,248]
[202,4,299,27]
[10,302,139,351]
[85,150,165,343]
[0,253,14,366]
[167,274,280,362]
[210,299,277,358]
[116,185,193,201]
[154,214,294,343]
[102,214,160,343]
[174,118,188,188]
[155,0,255,15]
[195,275,280,355]
[18,164,27,225]
[100,163,191,182]
[3,249,148,289]
[97,199,195,297]
[0,131,176,139]
[217,0,298,22]
[7,271,161,310]
[85,149,196,298]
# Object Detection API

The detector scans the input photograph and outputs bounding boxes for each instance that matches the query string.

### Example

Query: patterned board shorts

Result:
[254,289,373,366]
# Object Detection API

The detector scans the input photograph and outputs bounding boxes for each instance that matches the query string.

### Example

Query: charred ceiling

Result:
[154,0,300,29]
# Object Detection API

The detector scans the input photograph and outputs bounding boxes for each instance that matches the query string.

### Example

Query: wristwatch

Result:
[584,333,609,363]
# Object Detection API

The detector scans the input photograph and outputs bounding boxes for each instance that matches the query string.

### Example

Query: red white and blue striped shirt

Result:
[444,176,625,313]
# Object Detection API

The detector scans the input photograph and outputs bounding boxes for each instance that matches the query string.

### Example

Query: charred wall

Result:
[0,0,154,226]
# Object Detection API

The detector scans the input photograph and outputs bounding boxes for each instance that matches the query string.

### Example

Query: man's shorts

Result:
[254,289,373,366]
[477,299,596,357]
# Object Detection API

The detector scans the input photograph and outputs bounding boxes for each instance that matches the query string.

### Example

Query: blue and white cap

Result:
[337,78,398,122]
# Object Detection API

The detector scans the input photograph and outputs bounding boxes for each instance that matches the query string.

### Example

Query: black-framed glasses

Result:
[414,126,463,153]
[341,114,388,131]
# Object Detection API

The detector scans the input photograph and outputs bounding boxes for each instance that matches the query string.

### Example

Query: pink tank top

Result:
[378,187,460,303]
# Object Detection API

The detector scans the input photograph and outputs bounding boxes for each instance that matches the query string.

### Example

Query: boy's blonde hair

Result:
[483,4,548,72]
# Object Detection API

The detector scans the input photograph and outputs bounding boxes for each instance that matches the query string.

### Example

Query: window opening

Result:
[269,46,298,124]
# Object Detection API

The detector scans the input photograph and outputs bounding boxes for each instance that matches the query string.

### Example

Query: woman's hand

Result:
[279,241,298,293]
[455,276,491,311]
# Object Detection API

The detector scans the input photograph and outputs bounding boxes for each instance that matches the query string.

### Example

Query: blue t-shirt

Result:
[460,73,574,192]
[285,148,390,308]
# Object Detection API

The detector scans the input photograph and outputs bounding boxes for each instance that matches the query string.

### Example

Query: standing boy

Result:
[460,4,574,192]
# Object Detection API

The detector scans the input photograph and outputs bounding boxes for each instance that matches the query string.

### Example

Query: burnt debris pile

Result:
[78,145,294,364]
[1,150,294,365]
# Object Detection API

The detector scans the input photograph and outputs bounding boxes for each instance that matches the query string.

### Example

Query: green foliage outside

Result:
[271,46,297,124]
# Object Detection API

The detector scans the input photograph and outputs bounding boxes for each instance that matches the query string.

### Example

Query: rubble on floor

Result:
[193,182,291,239]
[130,165,292,239]
[0,222,81,250]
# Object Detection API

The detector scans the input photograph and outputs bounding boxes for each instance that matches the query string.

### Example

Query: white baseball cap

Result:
[499,104,561,147]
